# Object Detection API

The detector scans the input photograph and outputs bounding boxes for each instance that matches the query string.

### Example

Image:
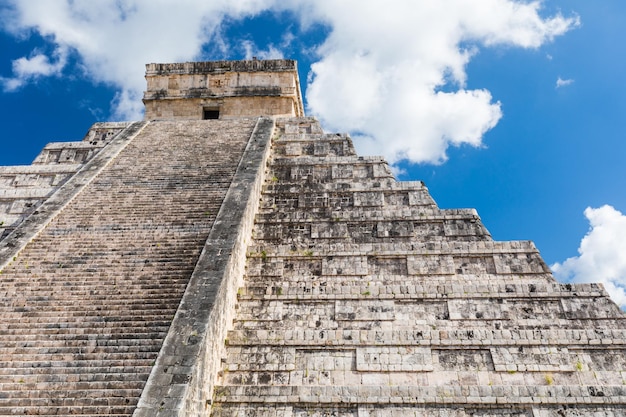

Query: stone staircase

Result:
[211,118,626,417]
[0,122,129,241]
[0,119,257,415]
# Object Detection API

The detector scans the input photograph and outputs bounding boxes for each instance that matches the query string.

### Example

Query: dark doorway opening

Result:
[203,109,220,119]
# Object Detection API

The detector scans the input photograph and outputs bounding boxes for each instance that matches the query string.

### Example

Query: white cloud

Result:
[556,77,574,88]
[302,0,578,164]
[1,0,277,119]
[1,0,579,163]
[552,205,626,308]
[1,46,68,91]
[241,40,284,60]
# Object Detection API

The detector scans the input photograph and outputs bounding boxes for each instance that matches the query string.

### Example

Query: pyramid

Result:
[0,60,625,417]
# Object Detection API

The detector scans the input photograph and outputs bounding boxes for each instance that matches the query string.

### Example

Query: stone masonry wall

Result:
[145,97,296,121]
[2,110,625,417]
[211,117,626,417]
[143,60,304,120]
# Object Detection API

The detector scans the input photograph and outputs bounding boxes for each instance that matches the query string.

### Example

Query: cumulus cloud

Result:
[241,40,284,60]
[302,0,578,164]
[1,0,579,163]
[1,46,68,91]
[552,205,626,307]
[556,76,574,88]
[1,0,276,119]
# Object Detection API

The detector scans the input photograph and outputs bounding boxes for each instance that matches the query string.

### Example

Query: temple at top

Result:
[0,60,625,417]
[143,59,304,120]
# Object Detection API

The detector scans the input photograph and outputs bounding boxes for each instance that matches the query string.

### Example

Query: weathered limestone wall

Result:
[143,60,304,120]
[3,58,625,416]
[145,96,296,121]
[211,117,626,417]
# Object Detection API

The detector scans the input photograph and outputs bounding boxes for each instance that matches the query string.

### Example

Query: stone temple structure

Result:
[1,59,626,417]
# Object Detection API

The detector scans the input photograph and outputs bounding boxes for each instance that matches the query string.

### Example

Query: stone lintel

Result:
[145,59,298,75]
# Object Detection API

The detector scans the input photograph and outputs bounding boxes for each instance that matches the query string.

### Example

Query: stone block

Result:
[322,256,368,276]
[376,221,414,237]
[354,192,384,207]
[407,255,455,275]
[332,164,354,179]
[311,222,349,239]
[453,256,497,274]
[490,347,579,372]
[494,253,548,274]
[335,300,395,321]
[285,143,301,156]
[246,258,284,277]
[356,347,433,372]
[561,297,622,319]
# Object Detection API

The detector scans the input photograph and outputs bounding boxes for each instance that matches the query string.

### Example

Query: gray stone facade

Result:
[210,118,626,417]
[0,60,624,416]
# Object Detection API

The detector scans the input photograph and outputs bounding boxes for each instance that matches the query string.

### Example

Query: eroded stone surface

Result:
[143,60,304,120]
[2,59,625,417]
[211,117,626,417]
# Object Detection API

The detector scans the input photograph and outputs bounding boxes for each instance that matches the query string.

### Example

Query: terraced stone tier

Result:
[0,119,258,416]
[0,122,129,241]
[211,117,626,417]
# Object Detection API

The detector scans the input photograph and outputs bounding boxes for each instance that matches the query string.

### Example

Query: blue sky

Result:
[1,1,626,305]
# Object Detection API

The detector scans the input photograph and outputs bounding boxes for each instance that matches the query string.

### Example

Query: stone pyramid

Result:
[0,60,625,417]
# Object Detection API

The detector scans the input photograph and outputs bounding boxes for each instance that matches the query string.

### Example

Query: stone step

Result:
[0,358,155,370]
[0,343,160,362]
[252,219,487,236]
[0,408,135,417]
[218,369,622,387]
[244,240,543,257]
[232,319,626,333]
[261,179,429,194]
[0,297,179,306]
[255,209,466,224]
[0,291,185,302]
[242,256,548,278]
[0,366,152,376]
[257,196,451,213]
[0,323,170,335]
[0,185,58,197]
[212,384,626,406]
[225,328,626,347]
[0,344,160,355]
[237,281,604,299]
[0,338,160,350]
[0,380,146,392]
[0,333,166,344]
[210,405,626,417]
[220,345,624,373]
[0,323,167,333]
[0,164,83,175]
[271,155,388,166]
[0,400,138,416]
[232,298,623,321]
